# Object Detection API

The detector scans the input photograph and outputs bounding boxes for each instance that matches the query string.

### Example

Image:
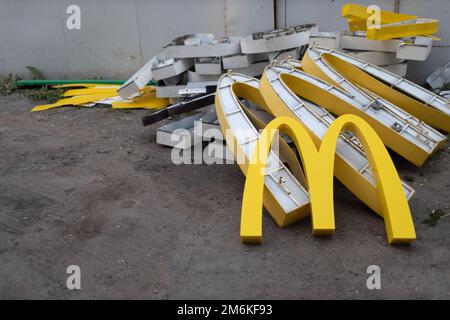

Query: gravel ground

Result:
[0,93,449,299]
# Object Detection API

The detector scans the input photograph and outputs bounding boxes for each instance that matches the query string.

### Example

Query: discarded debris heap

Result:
[27,4,450,246]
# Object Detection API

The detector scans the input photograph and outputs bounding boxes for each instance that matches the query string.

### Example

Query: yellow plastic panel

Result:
[63,87,119,97]
[342,3,438,40]
[112,91,169,110]
[367,20,439,41]
[319,53,450,133]
[260,67,412,216]
[215,74,311,228]
[298,54,447,166]
[52,83,120,88]
[241,115,416,245]
[342,3,417,31]
[31,93,119,111]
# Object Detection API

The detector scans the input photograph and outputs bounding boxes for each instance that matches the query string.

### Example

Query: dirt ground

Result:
[0,92,449,300]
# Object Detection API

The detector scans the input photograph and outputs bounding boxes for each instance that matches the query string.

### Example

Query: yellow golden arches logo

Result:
[241,115,416,245]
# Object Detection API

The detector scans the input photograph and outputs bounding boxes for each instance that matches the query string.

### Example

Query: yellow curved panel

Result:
[32,85,158,111]
[112,91,168,109]
[259,67,411,216]
[367,20,439,41]
[241,115,416,245]
[232,82,306,187]
[52,83,121,88]
[278,60,446,167]
[343,3,417,32]
[31,93,119,111]
[320,53,450,133]
[111,95,168,110]
[63,87,119,97]
[134,92,168,108]
[215,74,311,228]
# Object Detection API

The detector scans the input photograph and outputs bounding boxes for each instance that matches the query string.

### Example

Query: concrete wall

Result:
[276,0,396,31]
[0,0,448,82]
[398,0,450,82]
[0,0,274,79]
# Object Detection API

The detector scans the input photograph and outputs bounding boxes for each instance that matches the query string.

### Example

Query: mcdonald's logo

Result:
[241,114,416,245]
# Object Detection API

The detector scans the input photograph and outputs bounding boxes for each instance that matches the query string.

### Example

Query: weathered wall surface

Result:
[0,0,274,79]
[397,0,450,82]
[0,0,448,82]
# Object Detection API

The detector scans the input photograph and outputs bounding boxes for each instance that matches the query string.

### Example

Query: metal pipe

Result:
[394,0,400,13]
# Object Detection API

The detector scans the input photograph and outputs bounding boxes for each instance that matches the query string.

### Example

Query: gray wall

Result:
[0,0,448,82]
[398,0,450,82]
[0,0,274,79]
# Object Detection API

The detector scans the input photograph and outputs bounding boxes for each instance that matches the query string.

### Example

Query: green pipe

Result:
[16,79,158,86]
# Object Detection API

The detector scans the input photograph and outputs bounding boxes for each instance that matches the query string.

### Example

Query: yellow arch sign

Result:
[241,115,416,245]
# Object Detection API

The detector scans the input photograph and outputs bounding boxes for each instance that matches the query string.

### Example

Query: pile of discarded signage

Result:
[30,4,450,245]
[312,4,439,77]
[30,22,315,112]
